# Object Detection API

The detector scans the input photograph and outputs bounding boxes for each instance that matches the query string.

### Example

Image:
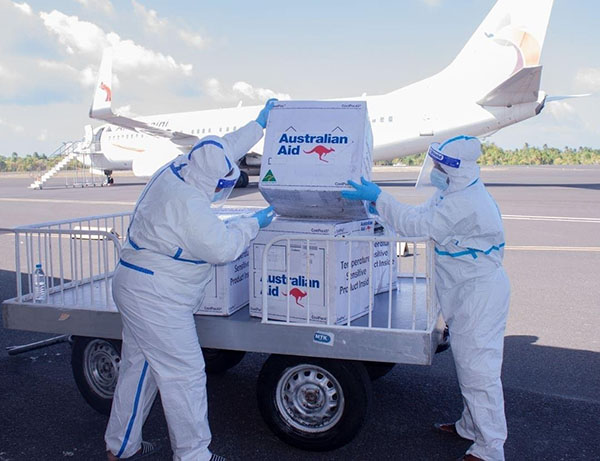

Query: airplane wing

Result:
[89,48,199,147]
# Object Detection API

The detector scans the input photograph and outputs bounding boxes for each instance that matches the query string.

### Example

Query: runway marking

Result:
[505,246,600,252]
[503,214,600,223]
[0,198,135,206]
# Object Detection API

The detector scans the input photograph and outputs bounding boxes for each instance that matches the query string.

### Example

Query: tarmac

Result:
[1,165,599,460]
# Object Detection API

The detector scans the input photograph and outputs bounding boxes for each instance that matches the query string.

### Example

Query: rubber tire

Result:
[257,355,372,451]
[363,361,395,381]
[435,325,451,354]
[235,170,249,188]
[201,348,246,374]
[71,336,122,416]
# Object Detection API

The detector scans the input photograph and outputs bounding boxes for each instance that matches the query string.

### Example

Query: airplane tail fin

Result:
[90,48,113,119]
[442,0,554,104]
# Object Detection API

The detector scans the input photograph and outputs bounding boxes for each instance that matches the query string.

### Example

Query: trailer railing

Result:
[261,235,437,332]
[1,212,132,308]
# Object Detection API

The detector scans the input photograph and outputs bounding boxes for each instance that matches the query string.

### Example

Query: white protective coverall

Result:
[105,121,264,460]
[375,136,510,461]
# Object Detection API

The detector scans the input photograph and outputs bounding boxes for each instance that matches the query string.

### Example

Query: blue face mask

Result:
[430,168,449,191]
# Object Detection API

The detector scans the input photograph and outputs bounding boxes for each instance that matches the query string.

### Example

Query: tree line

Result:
[383,143,600,166]
[1,143,599,172]
[0,152,61,172]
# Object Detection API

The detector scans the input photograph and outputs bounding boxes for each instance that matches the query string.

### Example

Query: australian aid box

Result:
[249,217,375,324]
[195,208,257,316]
[259,100,373,221]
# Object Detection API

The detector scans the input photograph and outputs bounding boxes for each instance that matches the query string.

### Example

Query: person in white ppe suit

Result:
[105,100,277,461]
[342,136,510,461]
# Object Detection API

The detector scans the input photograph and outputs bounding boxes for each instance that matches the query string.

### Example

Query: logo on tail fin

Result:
[100,82,112,102]
[487,18,541,74]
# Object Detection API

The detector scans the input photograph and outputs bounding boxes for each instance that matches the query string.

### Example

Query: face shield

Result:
[211,157,240,208]
[415,142,461,190]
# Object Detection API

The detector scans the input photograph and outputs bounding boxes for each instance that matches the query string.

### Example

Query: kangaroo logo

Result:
[100,82,112,102]
[281,288,308,307]
[304,145,335,163]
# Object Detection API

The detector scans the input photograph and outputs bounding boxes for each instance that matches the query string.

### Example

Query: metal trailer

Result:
[1,212,447,451]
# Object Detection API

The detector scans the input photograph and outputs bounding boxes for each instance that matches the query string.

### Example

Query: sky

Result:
[0,0,599,156]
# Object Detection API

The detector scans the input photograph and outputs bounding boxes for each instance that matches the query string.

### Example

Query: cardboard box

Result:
[259,100,373,220]
[195,207,258,316]
[249,217,375,324]
[372,222,398,294]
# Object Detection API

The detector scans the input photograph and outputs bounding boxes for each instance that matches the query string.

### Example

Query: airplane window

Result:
[226,127,229,132]
[233,126,236,130]
[219,127,222,132]
[372,119,376,123]
[202,128,205,134]
[380,117,384,123]
[208,128,211,133]
[388,116,393,122]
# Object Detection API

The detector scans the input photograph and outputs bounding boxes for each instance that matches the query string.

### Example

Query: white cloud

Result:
[40,10,107,55]
[205,78,291,102]
[38,129,48,141]
[178,30,205,49]
[0,118,25,133]
[232,81,291,102]
[36,59,99,89]
[206,78,291,103]
[545,101,579,123]
[205,78,228,101]
[79,66,97,87]
[131,0,166,31]
[0,64,16,81]
[13,2,32,15]
[112,38,193,76]
[132,1,207,50]
[74,0,113,15]
[39,10,193,77]
[575,68,600,92]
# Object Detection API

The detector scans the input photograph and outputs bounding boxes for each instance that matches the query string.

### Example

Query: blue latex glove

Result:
[253,206,275,229]
[256,98,278,128]
[341,176,381,203]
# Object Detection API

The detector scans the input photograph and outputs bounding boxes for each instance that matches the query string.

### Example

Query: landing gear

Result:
[103,170,114,186]
[235,170,249,188]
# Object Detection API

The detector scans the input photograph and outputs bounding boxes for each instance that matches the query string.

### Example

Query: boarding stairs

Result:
[29,139,103,189]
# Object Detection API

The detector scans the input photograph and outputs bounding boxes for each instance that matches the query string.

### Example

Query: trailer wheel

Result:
[201,348,246,374]
[435,325,451,354]
[257,355,371,451]
[363,361,395,381]
[71,336,121,416]
[235,171,249,188]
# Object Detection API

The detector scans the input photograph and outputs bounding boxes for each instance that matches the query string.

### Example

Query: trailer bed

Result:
[3,275,444,365]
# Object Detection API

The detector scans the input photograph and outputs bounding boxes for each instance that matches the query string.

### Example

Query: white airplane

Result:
[83,0,561,187]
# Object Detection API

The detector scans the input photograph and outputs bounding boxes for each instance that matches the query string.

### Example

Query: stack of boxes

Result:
[195,208,258,316]
[249,101,377,325]
[197,101,397,324]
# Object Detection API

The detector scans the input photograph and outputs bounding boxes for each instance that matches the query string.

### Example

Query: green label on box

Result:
[262,169,276,182]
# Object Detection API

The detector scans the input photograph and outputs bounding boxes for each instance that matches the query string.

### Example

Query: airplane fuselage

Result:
[91,89,545,175]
